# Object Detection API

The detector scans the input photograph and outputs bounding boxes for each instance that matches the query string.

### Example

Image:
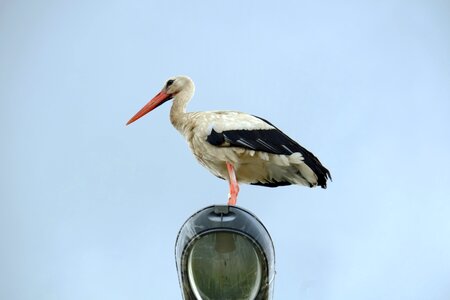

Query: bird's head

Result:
[163,75,193,96]
[126,75,194,125]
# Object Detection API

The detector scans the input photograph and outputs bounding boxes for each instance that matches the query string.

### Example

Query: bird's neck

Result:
[170,87,194,132]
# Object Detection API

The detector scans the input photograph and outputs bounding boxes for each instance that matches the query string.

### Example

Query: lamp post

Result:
[175,205,275,300]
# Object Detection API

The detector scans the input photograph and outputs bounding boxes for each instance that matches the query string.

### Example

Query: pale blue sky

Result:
[1,0,450,299]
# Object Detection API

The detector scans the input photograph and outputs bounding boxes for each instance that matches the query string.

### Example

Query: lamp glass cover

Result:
[187,231,263,300]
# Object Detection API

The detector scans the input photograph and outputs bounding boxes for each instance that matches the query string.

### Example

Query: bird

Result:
[126,76,331,205]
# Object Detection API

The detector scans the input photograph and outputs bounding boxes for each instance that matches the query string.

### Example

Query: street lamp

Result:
[175,205,275,300]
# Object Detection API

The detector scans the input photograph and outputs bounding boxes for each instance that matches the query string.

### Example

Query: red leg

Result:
[226,162,240,206]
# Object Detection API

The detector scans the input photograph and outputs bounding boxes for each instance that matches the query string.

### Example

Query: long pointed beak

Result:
[126,91,172,125]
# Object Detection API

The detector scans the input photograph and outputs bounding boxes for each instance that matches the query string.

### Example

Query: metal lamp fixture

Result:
[175,205,275,300]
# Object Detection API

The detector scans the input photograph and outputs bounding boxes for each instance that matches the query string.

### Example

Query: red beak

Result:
[126,91,172,125]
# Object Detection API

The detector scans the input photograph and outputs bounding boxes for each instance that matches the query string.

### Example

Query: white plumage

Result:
[127,76,331,205]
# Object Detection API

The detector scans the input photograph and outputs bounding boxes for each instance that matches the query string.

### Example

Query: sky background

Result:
[1,0,450,299]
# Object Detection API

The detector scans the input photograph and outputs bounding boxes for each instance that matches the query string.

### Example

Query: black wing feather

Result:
[251,181,292,187]
[206,116,331,188]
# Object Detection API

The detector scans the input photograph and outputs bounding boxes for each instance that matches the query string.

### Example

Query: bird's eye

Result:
[166,79,175,87]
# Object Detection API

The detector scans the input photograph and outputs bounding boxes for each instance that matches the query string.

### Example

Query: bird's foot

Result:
[228,194,237,206]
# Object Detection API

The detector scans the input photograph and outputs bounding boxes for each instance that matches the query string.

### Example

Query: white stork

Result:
[126,76,331,205]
